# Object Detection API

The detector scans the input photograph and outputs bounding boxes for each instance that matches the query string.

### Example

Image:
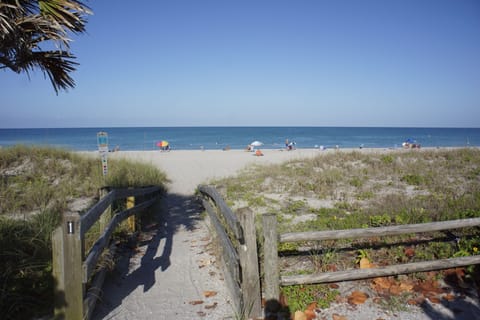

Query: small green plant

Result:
[401,174,423,186]
[309,248,337,272]
[244,193,266,207]
[369,214,391,227]
[349,176,363,188]
[355,249,371,265]
[281,284,339,312]
[377,292,412,312]
[285,200,307,214]
[278,241,299,253]
[356,191,374,200]
[381,155,394,164]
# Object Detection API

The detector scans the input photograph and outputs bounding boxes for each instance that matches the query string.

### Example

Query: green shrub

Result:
[0,146,168,319]
[400,174,423,186]
[369,214,392,227]
[281,284,339,312]
[381,155,394,164]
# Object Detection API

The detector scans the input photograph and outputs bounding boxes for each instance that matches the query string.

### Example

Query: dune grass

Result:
[0,145,168,319]
[216,148,480,232]
[212,148,480,311]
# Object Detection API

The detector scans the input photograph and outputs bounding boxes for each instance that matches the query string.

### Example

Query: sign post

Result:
[97,132,108,176]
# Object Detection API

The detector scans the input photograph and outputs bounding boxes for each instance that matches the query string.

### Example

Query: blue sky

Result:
[1,0,480,128]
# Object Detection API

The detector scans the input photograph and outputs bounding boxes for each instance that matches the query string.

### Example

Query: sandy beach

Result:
[106,148,322,194]
[92,148,335,319]
[91,147,480,320]
[105,147,398,195]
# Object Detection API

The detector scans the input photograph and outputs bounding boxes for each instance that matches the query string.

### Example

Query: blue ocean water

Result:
[0,127,479,151]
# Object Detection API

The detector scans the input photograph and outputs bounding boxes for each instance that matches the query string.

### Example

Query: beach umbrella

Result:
[250,141,263,147]
[156,140,169,148]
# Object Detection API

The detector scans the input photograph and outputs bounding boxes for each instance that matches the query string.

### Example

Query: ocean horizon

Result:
[1,126,479,151]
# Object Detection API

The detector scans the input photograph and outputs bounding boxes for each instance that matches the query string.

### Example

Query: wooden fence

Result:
[263,214,480,299]
[197,185,262,319]
[52,186,162,320]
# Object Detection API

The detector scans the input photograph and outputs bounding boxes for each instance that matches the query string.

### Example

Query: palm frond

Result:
[0,0,91,93]
[29,50,78,93]
[39,0,91,33]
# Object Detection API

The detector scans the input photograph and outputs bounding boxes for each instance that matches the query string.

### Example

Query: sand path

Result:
[90,148,480,320]
[91,149,320,319]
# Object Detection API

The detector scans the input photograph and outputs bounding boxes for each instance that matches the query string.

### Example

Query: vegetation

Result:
[212,148,480,312]
[0,145,167,319]
[0,0,92,93]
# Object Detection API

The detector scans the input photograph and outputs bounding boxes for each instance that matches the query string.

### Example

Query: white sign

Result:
[97,131,109,153]
[100,152,108,176]
[97,132,108,176]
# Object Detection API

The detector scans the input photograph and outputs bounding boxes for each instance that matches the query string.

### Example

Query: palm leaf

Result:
[0,0,91,93]
[29,50,78,93]
[39,0,91,33]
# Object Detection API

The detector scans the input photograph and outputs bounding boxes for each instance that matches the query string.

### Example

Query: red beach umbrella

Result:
[156,140,169,148]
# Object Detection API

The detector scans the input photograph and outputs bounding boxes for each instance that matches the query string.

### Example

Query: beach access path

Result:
[90,148,480,320]
[91,149,321,319]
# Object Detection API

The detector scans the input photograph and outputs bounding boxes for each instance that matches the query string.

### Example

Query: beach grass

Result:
[211,148,480,311]
[0,145,168,319]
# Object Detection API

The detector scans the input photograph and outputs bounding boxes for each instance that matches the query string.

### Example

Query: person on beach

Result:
[255,149,264,156]
[287,141,296,150]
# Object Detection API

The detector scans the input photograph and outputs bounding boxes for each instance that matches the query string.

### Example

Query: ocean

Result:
[0,127,479,151]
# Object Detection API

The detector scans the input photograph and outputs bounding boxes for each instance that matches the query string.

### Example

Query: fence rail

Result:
[52,186,162,320]
[263,214,480,294]
[198,185,262,319]
[198,186,480,318]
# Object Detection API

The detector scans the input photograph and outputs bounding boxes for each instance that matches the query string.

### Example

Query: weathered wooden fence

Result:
[197,185,262,319]
[263,214,480,299]
[52,186,163,320]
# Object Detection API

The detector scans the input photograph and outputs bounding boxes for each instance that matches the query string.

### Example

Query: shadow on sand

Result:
[91,192,203,319]
[420,270,480,320]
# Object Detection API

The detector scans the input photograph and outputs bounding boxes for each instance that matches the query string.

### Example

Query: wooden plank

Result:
[80,190,116,235]
[83,198,157,281]
[263,213,280,300]
[83,244,116,320]
[203,200,243,315]
[280,217,480,243]
[83,213,121,282]
[117,197,156,220]
[126,196,135,233]
[98,188,112,238]
[220,261,243,316]
[52,226,66,319]
[237,208,262,319]
[198,185,244,243]
[114,186,162,200]
[202,199,241,286]
[63,212,84,320]
[281,255,480,286]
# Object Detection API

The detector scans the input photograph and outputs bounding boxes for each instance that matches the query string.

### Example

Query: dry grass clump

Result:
[0,145,168,319]
[212,147,480,313]
[214,148,480,232]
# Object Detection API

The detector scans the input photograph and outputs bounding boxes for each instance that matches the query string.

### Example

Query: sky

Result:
[1,0,480,128]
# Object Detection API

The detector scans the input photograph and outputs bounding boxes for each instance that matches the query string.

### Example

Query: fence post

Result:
[127,196,135,232]
[52,212,84,319]
[237,208,262,319]
[263,213,280,301]
[52,226,65,319]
